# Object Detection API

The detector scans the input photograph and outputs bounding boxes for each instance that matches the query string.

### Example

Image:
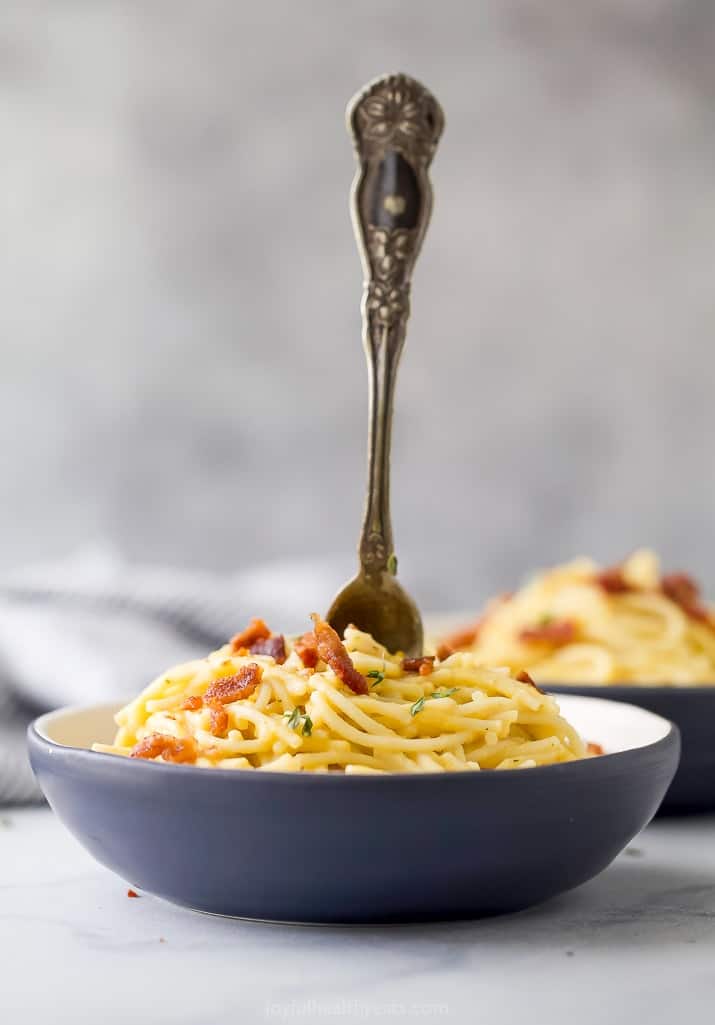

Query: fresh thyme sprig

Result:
[431,687,459,700]
[284,706,313,736]
[410,696,426,716]
[410,687,460,716]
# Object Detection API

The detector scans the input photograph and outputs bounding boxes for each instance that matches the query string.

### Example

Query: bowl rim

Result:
[28,696,680,787]
[544,682,715,697]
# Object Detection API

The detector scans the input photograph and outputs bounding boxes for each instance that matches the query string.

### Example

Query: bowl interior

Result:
[36,702,121,748]
[35,694,672,760]
[556,694,670,751]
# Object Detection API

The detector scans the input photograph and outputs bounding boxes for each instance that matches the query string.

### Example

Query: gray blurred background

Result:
[2,0,715,611]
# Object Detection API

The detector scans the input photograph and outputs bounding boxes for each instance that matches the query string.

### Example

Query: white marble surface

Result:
[1,809,714,1024]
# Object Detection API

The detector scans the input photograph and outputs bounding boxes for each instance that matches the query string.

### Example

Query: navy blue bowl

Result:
[547,685,714,814]
[28,696,679,922]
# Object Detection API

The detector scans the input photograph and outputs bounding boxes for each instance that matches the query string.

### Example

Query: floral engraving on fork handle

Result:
[347,74,443,577]
[351,73,443,166]
[365,227,413,328]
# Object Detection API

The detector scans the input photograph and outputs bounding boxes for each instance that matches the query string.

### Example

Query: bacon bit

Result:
[187,665,261,736]
[294,631,319,669]
[587,741,604,756]
[209,703,229,736]
[250,634,287,664]
[515,669,544,693]
[230,618,271,653]
[181,695,203,711]
[205,663,263,705]
[688,605,711,625]
[661,573,711,624]
[436,619,482,660]
[662,572,700,607]
[519,619,576,646]
[130,734,198,764]
[401,656,435,676]
[595,567,632,594]
[127,889,139,898]
[310,614,368,695]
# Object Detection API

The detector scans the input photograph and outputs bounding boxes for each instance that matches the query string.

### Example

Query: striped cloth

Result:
[0,685,42,804]
[0,548,346,805]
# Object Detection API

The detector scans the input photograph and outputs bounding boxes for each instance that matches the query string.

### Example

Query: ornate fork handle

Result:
[347,73,444,576]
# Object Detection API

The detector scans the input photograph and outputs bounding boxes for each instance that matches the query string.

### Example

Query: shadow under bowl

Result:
[547,684,714,814]
[28,695,679,923]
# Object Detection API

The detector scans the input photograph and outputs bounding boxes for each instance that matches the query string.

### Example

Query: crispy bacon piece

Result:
[130,733,197,764]
[436,619,482,660]
[127,889,139,898]
[250,634,287,664]
[181,695,203,711]
[310,614,368,694]
[587,741,604,756]
[202,665,263,735]
[295,631,319,669]
[515,669,544,693]
[401,656,435,676]
[437,595,513,659]
[682,604,709,624]
[661,572,711,623]
[205,663,263,705]
[595,567,632,594]
[512,668,540,692]
[519,619,576,646]
[230,618,271,653]
[662,572,700,607]
[209,703,229,736]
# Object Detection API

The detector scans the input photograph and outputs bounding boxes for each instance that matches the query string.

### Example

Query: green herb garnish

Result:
[367,669,385,688]
[538,613,554,626]
[387,553,398,576]
[411,688,460,715]
[410,696,426,716]
[284,707,313,736]
[285,707,302,729]
[432,687,459,700]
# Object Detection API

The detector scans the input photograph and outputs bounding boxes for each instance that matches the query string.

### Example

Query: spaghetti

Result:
[92,615,588,772]
[440,549,715,686]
